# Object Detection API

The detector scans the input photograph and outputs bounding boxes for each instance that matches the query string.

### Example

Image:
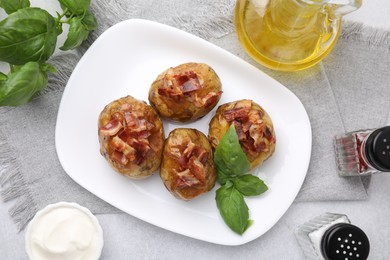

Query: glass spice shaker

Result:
[334,126,390,176]
[295,212,370,260]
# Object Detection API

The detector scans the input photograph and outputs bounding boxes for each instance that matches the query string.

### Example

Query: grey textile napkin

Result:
[1,0,389,230]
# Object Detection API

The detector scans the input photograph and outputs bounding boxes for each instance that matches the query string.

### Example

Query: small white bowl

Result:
[25,202,104,260]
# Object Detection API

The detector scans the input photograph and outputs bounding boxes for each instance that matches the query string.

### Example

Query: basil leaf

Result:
[214,124,251,181]
[59,0,90,15]
[0,61,48,106]
[216,181,250,235]
[233,174,268,196]
[60,17,89,51]
[0,7,58,65]
[0,0,30,14]
[82,10,97,31]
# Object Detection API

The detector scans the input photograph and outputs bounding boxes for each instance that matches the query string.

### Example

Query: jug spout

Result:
[326,0,362,18]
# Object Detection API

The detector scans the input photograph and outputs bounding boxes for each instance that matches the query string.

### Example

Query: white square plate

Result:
[55,19,311,245]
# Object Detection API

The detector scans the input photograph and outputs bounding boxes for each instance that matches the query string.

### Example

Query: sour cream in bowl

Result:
[25,202,104,260]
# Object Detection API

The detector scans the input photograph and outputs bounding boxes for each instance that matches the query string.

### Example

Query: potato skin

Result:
[208,100,276,169]
[148,62,222,122]
[98,95,164,179]
[160,128,217,200]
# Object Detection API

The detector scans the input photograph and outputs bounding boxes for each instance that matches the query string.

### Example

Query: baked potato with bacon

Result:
[98,95,165,179]
[208,99,276,169]
[160,128,217,200]
[148,62,222,122]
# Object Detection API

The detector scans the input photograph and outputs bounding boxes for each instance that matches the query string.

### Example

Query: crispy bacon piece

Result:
[194,91,223,108]
[192,146,209,165]
[203,91,222,108]
[178,155,188,170]
[223,107,250,122]
[124,112,137,128]
[176,169,201,189]
[176,72,201,94]
[177,140,209,175]
[223,99,252,122]
[188,156,206,182]
[183,141,196,158]
[264,126,274,142]
[158,84,182,97]
[99,119,123,136]
[111,150,128,165]
[159,71,202,98]
[174,141,209,189]
[129,138,150,154]
[111,136,136,160]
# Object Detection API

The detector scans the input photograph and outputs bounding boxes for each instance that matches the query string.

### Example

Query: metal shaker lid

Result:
[321,223,370,260]
[365,126,390,172]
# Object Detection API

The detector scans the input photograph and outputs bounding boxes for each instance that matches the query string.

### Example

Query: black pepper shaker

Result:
[295,213,370,260]
[334,126,390,176]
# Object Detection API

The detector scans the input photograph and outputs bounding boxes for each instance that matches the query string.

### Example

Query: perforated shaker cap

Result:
[321,223,370,260]
[365,126,390,172]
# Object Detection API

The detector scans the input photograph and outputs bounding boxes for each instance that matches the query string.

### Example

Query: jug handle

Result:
[327,0,362,18]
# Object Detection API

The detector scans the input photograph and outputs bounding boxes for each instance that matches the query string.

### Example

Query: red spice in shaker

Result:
[334,126,390,176]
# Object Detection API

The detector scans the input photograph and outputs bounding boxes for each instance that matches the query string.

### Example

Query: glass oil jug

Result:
[234,0,362,71]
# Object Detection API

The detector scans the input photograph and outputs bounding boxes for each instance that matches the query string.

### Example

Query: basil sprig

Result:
[214,125,268,235]
[0,0,97,106]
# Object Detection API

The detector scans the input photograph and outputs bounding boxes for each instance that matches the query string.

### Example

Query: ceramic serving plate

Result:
[55,19,311,245]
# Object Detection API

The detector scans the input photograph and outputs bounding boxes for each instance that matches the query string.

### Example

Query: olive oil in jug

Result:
[234,0,362,71]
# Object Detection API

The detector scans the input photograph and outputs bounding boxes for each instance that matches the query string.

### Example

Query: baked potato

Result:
[98,95,165,179]
[208,99,276,169]
[160,128,217,200]
[148,62,222,122]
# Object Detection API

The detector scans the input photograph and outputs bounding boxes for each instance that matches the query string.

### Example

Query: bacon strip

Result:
[188,156,206,182]
[111,150,128,165]
[203,91,222,108]
[194,91,223,108]
[111,136,137,161]
[99,119,123,136]
[176,169,201,189]
[159,71,202,97]
[224,108,247,122]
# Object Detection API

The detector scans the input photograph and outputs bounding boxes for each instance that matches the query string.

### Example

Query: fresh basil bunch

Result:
[214,125,268,235]
[0,0,97,106]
